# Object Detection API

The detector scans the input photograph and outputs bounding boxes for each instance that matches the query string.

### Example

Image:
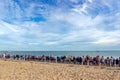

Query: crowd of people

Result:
[0,53,120,67]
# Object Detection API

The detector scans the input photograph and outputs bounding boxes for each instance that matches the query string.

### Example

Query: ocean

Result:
[0,51,120,58]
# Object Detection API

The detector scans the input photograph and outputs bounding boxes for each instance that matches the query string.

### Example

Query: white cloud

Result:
[28,42,40,45]
[88,0,93,3]
[47,5,120,46]
[69,0,79,3]
[44,41,58,45]
[0,0,120,50]
[0,20,19,32]
[71,4,88,14]
[0,31,4,35]
[92,37,120,46]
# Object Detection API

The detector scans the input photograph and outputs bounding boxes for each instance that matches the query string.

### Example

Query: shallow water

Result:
[0,51,120,58]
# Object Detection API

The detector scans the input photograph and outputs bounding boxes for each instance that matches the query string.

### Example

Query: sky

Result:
[0,0,120,51]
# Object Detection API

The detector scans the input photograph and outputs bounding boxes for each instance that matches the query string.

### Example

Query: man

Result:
[110,56,114,67]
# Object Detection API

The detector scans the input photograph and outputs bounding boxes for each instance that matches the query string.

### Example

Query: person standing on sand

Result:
[95,56,100,66]
[3,53,6,59]
[89,57,93,66]
[110,56,114,67]
[86,55,90,66]
[82,56,85,65]
[54,55,57,63]
[113,58,116,67]
[106,57,110,66]
[119,57,120,67]
[116,58,119,67]
[100,56,105,66]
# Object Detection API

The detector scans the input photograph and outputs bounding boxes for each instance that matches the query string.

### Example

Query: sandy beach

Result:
[0,60,120,80]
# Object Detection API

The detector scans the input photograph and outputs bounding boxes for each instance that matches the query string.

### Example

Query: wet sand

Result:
[0,60,120,80]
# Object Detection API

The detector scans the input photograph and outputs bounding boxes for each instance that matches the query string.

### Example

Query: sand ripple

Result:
[0,60,120,80]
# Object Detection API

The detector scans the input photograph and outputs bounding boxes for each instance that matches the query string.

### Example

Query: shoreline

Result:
[2,59,120,70]
[1,54,120,68]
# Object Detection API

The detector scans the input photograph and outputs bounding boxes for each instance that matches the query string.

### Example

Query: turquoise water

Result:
[0,51,120,58]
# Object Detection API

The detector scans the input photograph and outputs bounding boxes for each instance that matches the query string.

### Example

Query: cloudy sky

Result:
[0,0,120,51]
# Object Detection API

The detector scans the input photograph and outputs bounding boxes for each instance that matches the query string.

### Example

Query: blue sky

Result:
[0,0,120,51]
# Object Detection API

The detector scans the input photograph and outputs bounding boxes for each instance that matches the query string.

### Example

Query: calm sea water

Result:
[0,51,120,58]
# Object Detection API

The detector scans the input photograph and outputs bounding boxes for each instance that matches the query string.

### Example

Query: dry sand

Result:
[0,60,120,80]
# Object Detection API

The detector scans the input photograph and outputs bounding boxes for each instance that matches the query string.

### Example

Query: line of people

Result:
[1,54,120,67]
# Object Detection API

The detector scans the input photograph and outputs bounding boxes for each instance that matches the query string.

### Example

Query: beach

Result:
[0,60,120,80]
